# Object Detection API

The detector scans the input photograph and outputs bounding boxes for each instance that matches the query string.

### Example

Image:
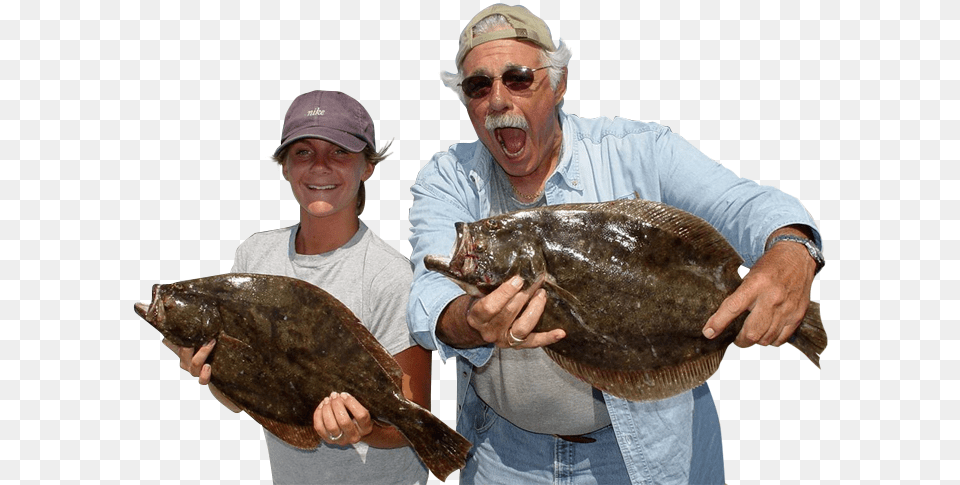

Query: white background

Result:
[6,0,954,483]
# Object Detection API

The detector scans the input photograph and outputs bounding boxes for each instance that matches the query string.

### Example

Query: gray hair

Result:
[441,14,572,105]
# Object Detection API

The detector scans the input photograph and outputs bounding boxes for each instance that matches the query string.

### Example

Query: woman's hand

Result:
[314,392,375,446]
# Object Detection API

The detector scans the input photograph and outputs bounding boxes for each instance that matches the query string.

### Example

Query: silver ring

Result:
[329,430,343,441]
[507,328,525,347]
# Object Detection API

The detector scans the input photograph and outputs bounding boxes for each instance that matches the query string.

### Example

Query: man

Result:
[407,4,824,484]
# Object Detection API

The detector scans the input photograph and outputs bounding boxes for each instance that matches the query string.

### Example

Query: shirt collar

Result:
[552,109,582,192]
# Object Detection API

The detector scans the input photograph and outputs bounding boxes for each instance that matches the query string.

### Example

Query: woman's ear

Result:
[361,161,375,182]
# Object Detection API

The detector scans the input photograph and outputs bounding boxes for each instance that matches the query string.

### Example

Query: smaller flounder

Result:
[134,273,470,481]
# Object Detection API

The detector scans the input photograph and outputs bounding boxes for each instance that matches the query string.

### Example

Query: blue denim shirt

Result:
[407,110,821,483]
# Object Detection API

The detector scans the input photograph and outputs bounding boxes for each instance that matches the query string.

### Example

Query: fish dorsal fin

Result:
[542,346,726,402]
[613,198,743,266]
[547,198,744,269]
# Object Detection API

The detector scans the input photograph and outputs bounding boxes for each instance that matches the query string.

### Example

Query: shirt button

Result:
[572,180,579,187]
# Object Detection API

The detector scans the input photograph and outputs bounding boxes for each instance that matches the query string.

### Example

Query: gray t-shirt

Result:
[469,165,612,436]
[232,222,428,485]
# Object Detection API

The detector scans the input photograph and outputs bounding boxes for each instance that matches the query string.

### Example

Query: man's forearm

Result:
[435,295,486,349]
[764,224,822,277]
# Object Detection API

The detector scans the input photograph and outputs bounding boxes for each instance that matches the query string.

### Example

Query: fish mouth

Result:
[425,254,486,298]
[449,222,479,278]
[134,302,149,318]
[424,223,492,297]
[424,223,479,280]
[133,284,165,326]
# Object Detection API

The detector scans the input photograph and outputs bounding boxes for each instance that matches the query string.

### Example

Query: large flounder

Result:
[133,273,470,481]
[425,198,827,402]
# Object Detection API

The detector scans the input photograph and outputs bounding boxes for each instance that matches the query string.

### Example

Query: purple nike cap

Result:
[274,90,376,157]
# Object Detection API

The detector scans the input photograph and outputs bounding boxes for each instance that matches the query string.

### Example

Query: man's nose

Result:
[487,78,511,112]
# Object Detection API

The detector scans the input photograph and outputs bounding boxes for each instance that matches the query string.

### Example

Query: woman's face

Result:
[281,138,374,222]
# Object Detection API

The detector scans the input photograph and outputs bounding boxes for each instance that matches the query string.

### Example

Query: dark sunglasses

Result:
[459,65,554,99]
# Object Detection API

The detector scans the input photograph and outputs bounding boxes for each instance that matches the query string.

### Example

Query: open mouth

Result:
[442,222,480,279]
[494,127,527,158]
[134,284,165,325]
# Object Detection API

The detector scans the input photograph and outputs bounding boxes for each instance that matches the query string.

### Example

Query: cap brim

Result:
[273,126,368,158]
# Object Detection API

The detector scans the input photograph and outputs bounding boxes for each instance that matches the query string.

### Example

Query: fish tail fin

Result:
[788,301,827,368]
[388,401,471,482]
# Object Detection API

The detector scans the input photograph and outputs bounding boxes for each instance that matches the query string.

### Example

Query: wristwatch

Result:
[765,234,825,275]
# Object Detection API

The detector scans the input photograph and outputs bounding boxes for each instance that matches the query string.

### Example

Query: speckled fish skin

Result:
[133,273,470,481]
[425,198,826,402]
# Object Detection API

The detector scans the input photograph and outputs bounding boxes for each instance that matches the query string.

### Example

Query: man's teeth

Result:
[495,130,523,157]
[308,184,336,190]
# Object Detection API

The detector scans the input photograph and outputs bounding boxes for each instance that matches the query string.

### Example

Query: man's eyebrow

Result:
[465,62,525,77]
[465,66,492,77]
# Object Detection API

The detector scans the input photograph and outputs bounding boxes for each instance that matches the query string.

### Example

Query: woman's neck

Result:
[295,209,361,255]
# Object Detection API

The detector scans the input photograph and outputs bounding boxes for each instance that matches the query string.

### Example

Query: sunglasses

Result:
[459,65,554,99]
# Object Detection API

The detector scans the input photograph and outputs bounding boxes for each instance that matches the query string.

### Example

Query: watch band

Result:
[765,234,825,275]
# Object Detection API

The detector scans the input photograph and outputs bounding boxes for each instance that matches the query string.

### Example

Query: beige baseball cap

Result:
[455,4,556,68]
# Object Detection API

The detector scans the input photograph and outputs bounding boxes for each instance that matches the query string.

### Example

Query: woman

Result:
[167,90,431,484]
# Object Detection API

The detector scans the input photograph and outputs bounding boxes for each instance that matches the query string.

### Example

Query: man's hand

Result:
[702,227,818,347]
[437,275,565,349]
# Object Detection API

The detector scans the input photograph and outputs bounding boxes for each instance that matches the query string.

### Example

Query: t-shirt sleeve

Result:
[365,253,418,357]
[231,242,245,273]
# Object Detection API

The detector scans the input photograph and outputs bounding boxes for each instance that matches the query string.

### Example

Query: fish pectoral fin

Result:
[540,274,580,306]
[539,278,592,334]
[206,335,264,405]
[209,335,311,423]
[245,407,320,450]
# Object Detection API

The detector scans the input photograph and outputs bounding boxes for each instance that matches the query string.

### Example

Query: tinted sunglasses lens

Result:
[462,76,492,99]
[501,68,536,90]
[461,68,539,99]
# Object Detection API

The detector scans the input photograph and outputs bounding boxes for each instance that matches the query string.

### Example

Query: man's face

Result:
[461,39,566,180]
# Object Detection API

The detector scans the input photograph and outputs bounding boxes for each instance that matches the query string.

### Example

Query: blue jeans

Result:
[459,381,631,485]
[458,382,724,484]
[690,383,725,484]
